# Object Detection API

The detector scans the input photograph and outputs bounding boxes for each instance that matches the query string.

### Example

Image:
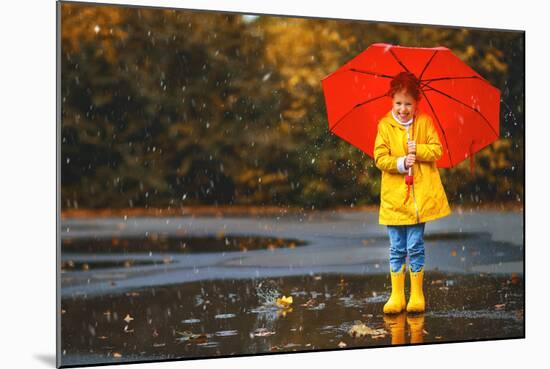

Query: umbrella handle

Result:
[407,124,414,177]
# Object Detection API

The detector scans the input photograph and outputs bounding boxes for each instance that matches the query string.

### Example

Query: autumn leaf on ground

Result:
[252,328,276,337]
[176,331,209,343]
[515,309,524,320]
[123,314,134,323]
[175,331,193,342]
[338,341,347,348]
[349,322,387,338]
[300,298,318,307]
[276,295,293,308]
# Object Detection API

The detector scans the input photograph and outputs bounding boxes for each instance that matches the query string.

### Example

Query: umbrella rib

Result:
[349,68,394,79]
[421,75,484,87]
[419,50,439,80]
[423,85,499,137]
[389,48,410,73]
[420,90,455,167]
[329,93,388,133]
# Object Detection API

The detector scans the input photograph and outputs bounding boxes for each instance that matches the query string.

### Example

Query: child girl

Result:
[373,71,451,314]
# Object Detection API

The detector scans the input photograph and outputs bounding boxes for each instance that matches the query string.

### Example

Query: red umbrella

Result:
[321,43,501,170]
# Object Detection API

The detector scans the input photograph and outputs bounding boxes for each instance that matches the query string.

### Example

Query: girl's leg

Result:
[384,226,408,314]
[406,223,426,312]
[407,223,426,272]
[387,226,407,272]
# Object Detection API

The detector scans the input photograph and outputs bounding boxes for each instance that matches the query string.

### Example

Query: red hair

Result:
[388,72,421,101]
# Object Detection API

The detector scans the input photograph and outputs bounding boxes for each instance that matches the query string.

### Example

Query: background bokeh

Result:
[60,3,524,210]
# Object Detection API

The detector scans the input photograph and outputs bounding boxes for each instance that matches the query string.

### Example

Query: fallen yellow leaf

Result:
[276,295,293,307]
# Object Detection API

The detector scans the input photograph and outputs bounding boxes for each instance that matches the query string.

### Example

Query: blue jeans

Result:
[387,223,426,273]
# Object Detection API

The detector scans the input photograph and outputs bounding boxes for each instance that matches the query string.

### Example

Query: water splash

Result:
[255,280,280,306]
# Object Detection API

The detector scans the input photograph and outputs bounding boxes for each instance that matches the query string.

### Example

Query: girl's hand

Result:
[405,153,416,169]
[408,140,416,154]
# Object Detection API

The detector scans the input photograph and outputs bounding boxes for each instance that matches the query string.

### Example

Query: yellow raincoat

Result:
[374,110,451,225]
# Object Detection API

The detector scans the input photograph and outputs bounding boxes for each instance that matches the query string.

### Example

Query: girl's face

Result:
[392,89,417,123]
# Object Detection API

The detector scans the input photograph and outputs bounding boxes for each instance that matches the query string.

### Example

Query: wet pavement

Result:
[59,209,524,366]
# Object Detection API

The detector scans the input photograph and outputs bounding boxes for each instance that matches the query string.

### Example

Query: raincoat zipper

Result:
[407,126,420,224]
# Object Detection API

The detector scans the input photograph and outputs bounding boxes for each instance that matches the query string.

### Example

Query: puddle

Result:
[61,259,164,271]
[60,272,524,366]
[62,235,307,254]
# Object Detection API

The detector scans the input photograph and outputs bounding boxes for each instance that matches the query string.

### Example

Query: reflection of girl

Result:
[374,72,451,314]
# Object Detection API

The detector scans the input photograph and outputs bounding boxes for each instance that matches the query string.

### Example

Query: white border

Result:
[1,0,546,368]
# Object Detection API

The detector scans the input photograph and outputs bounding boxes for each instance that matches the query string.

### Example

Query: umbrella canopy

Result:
[321,43,501,168]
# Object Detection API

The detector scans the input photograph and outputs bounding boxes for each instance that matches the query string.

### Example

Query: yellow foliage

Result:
[237,169,264,186]
[261,172,288,185]
[61,3,129,63]
[481,50,508,73]
[262,18,353,123]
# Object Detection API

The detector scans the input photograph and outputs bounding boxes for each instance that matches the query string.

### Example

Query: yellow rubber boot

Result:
[406,268,425,313]
[383,264,406,314]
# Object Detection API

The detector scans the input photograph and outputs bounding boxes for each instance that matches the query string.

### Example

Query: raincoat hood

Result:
[374,110,451,225]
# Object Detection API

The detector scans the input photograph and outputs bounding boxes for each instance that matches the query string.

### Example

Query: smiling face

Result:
[392,89,418,123]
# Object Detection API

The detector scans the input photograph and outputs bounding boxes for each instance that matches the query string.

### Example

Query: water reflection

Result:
[383,313,425,345]
[383,313,406,345]
[407,315,425,344]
